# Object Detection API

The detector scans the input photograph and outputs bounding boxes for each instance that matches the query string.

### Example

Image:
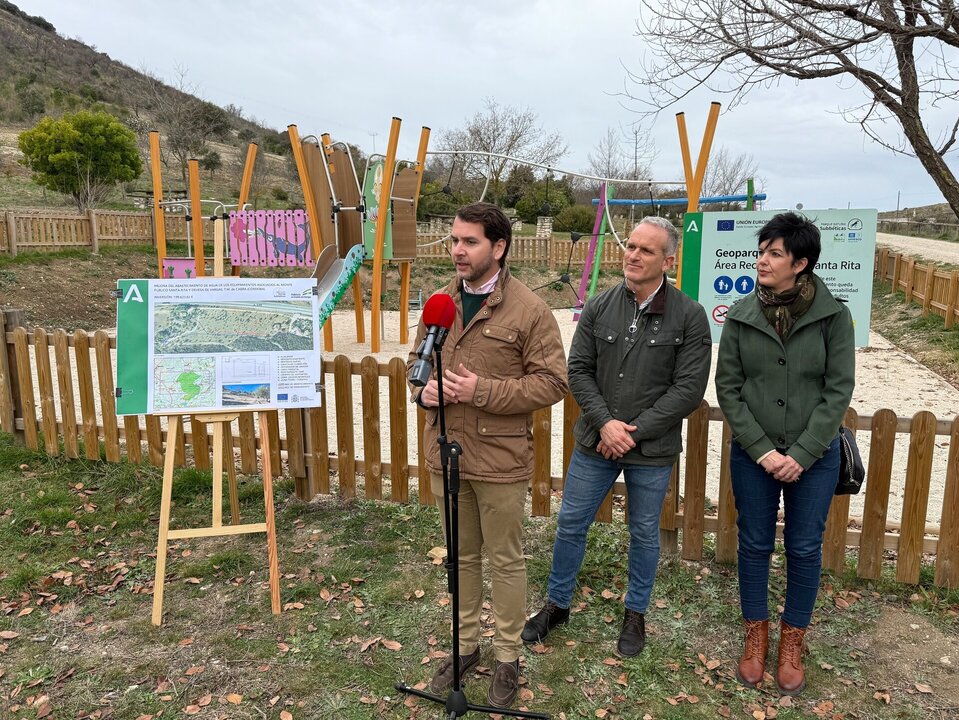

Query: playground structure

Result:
[144,103,740,351]
[425,102,734,314]
[287,120,430,353]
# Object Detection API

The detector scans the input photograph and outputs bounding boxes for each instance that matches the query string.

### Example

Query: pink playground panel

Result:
[161,257,199,279]
[228,210,313,268]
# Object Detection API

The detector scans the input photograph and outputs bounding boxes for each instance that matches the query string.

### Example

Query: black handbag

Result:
[835,426,865,495]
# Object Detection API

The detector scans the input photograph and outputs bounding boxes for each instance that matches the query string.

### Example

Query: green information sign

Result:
[115,278,322,416]
[681,209,876,346]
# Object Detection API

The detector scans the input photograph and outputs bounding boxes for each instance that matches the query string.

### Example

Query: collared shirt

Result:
[626,278,665,312]
[464,269,501,295]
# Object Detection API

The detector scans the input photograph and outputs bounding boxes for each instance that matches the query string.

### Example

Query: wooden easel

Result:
[151,412,281,625]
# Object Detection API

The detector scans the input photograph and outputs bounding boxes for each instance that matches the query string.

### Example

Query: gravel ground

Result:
[877,231,959,265]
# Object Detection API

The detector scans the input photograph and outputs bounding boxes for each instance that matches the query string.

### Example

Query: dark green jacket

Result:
[715,274,855,469]
[569,277,712,465]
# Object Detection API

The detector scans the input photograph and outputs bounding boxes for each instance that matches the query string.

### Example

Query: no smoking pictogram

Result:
[712,305,729,324]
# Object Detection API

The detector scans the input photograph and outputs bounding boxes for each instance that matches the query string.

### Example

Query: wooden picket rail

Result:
[416,233,624,269]
[2,309,959,589]
[875,246,959,326]
[0,209,216,256]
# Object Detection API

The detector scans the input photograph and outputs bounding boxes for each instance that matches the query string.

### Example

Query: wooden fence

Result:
[1,308,957,589]
[875,247,959,327]
[0,208,625,268]
[0,209,214,256]
[417,233,625,269]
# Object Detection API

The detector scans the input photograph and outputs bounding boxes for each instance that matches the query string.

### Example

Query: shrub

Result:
[553,205,598,233]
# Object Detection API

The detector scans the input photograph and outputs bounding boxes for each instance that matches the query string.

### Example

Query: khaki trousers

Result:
[431,472,527,663]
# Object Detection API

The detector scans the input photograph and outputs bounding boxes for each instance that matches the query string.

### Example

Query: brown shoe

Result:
[777,621,807,695]
[736,619,769,688]
[429,647,480,694]
[487,659,519,709]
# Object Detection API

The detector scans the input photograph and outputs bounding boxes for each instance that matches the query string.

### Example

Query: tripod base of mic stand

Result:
[395,682,550,719]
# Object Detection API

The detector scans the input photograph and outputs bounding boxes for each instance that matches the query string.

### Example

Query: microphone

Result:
[409,293,456,387]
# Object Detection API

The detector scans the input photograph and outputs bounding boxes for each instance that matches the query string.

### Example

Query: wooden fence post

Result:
[531,406,552,517]
[892,253,902,292]
[0,308,25,438]
[877,248,889,281]
[921,265,935,317]
[4,212,15,257]
[822,408,857,573]
[659,462,680,557]
[857,409,897,580]
[333,354,356,499]
[896,411,937,584]
[714,421,738,563]
[681,402,709,561]
[904,258,917,303]
[934,417,959,589]
[387,357,409,503]
[945,271,959,330]
[360,356,382,500]
[87,209,100,255]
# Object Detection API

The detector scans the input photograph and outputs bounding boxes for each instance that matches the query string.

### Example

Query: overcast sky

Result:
[17,0,956,213]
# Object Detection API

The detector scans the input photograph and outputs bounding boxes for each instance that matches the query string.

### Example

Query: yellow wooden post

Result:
[149,131,167,278]
[398,126,431,345]
[371,117,402,353]
[288,125,333,350]
[692,103,722,201]
[674,102,720,290]
[188,159,205,277]
[287,125,323,261]
[232,143,258,277]
[675,113,695,202]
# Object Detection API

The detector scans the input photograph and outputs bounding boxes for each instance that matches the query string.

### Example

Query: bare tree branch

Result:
[438,98,568,204]
[631,0,959,219]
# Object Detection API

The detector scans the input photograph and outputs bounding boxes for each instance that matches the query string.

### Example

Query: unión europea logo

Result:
[717,220,735,232]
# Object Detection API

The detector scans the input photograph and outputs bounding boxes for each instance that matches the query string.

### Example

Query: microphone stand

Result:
[396,343,549,719]
[532,232,583,307]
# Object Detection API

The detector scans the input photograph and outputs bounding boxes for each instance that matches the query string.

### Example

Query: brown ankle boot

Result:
[777,621,807,695]
[736,619,769,688]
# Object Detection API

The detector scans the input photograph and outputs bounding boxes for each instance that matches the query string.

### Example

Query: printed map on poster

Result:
[116,278,321,415]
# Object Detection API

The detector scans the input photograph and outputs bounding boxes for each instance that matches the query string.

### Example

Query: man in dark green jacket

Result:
[522,217,712,657]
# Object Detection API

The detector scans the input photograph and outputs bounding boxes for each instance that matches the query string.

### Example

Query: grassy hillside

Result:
[0,2,305,212]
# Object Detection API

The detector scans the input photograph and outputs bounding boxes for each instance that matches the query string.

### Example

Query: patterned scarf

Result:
[756,273,816,338]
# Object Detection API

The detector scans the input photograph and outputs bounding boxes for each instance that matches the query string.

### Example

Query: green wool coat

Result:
[715,274,856,469]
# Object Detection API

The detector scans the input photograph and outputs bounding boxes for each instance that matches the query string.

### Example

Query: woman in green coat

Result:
[715,212,855,696]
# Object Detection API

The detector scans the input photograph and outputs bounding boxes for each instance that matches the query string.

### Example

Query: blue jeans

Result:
[547,448,673,613]
[730,438,840,628]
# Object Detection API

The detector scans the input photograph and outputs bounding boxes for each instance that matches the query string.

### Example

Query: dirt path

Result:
[878,231,959,265]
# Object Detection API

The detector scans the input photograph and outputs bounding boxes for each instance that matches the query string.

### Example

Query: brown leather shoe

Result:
[736,619,769,688]
[487,659,519,709]
[429,647,480,694]
[777,621,807,695]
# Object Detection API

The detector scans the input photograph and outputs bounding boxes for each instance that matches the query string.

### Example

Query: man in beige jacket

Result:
[408,202,568,709]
